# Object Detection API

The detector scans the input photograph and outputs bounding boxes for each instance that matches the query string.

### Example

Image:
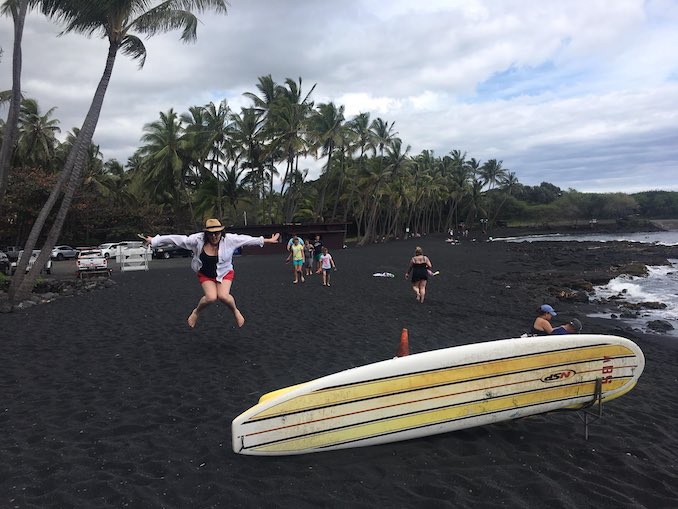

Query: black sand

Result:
[1,235,677,508]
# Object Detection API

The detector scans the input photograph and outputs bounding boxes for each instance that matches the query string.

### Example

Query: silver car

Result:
[51,245,79,260]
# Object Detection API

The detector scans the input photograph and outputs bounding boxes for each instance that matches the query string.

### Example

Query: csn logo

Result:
[541,370,576,383]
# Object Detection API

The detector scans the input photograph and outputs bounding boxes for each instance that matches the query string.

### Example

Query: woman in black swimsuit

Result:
[405,246,432,303]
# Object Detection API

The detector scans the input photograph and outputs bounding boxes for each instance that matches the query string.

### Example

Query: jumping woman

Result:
[144,219,279,328]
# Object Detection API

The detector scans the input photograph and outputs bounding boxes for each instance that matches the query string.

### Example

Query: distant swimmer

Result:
[144,219,279,328]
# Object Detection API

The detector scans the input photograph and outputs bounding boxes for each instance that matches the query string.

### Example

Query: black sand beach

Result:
[2,235,678,508]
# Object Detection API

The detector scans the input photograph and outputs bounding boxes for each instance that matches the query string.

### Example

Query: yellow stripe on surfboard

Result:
[249,378,629,453]
[252,344,635,420]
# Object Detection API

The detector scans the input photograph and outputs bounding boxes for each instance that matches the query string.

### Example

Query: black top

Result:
[199,250,218,278]
[313,239,323,255]
[411,262,428,283]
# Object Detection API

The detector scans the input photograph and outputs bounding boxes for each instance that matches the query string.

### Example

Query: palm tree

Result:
[272,77,315,220]
[10,0,228,302]
[479,159,506,191]
[0,0,30,213]
[231,107,266,223]
[15,97,61,169]
[138,108,194,228]
[308,101,345,221]
[358,117,397,245]
[342,112,370,223]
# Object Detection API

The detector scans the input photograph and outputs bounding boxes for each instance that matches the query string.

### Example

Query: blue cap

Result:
[540,304,557,316]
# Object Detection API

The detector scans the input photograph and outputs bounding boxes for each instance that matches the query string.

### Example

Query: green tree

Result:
[0,0,31,213]
[15,97,61,169]
[308,101,345,221]
[10,0,228,302]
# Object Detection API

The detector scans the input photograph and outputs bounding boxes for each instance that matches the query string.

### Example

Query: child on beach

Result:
[144,218,279,328]
[313,234,323,274]
[304,239,314,276]
[320,246,336,286]
[286,237,305,283]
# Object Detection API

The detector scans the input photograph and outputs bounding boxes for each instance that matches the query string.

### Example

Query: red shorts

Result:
[197,270,234,284]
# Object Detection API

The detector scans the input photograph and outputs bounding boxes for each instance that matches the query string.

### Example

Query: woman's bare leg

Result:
[216,279,245,327]
[189,281,218,327]
[419,280,428,303]
[412,283,420,301]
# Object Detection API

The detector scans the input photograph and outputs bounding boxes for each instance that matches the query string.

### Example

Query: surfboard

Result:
[232,334,644,456]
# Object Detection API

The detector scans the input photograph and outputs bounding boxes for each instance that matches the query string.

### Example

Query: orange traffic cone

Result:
[396,328,409,357]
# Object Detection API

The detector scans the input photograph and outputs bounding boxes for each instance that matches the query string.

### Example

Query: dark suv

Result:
[3,246,21,262]
[152,243,193,259]
[0,251,9,275]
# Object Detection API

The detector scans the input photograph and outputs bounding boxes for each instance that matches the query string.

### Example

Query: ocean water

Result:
[497,230,678,336]
[590,259,678,336]
[497,230,678,246]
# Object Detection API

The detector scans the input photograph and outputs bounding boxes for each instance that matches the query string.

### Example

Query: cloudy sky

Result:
[1,0,677,193]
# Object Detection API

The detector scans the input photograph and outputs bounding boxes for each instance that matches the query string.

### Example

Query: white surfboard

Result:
[232,335,644,455]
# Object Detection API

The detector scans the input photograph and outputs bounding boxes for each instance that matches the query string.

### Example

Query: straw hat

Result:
[204,218,225,233]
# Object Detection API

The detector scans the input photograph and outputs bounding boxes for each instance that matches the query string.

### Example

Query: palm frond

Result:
[120,34,147,67]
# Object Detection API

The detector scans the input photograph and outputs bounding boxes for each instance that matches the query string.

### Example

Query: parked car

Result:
[0,251,9,275]
[51,245,79,260]
[152,243,193,259]
[76,249,109,276]
[3,246,21,262]
[10,250,52,275]
[97,242,120,259]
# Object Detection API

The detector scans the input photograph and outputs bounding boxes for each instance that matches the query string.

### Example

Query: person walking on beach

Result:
[320,246,336,286]
[304,239,314,276]
[286,236,305,284]
[405,246,432,303]
[312,234,323,274]
[144,219,280,328]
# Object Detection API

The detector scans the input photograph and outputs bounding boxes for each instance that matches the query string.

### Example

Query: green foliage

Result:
[4,76,678,247]
[633,191,678,218]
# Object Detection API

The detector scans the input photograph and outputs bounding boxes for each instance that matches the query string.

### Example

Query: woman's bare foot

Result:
[234,310,245,328]
[187,308,199,328]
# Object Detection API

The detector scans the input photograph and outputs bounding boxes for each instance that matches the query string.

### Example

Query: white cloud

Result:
[1,0,677,192]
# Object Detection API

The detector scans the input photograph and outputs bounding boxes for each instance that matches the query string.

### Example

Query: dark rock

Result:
[620,301,667,310]
[620,311,639,319]
[647,320,674,332]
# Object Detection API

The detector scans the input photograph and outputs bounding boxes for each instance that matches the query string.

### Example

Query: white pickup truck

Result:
[76,249,111,278]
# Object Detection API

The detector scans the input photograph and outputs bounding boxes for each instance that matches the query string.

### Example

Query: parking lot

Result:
[45,255,192,279]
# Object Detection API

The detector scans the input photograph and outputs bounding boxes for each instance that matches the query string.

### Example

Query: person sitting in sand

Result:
[144,219,279,329]
[405,246,432,303]
[531,304,558,335]
[551,318,583,335]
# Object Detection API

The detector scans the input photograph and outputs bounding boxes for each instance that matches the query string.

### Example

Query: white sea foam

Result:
[592,259,678,336]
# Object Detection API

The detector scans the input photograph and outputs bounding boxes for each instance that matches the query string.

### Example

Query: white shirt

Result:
[151,232,264,282]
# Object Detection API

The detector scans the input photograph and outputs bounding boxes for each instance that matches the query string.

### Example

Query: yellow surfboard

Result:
[232,335,644,455]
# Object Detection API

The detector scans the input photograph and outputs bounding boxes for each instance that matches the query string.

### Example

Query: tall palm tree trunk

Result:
[316,150,332,222]
[9,44,119,302]
[0,0,28,213]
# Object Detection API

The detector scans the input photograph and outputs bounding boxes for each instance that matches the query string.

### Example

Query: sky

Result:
[1,0,677,193]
